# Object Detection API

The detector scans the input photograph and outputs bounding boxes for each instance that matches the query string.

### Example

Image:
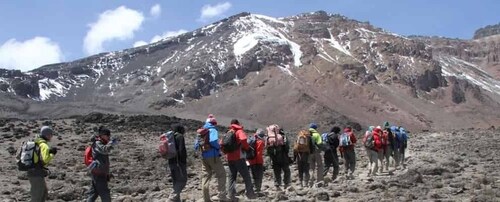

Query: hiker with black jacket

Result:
[323,126,340,181]
[167,124,188,202]
[87,126,119,202]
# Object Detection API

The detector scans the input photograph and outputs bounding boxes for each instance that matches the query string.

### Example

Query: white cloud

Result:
[150,4,161,18]
[150,29,188,43]
[0,37,63,72]
[199,2,232,22]
[83,6,144,55]
[133,40,148,48]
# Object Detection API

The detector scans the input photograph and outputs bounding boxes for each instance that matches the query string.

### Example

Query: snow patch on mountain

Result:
[439,56,500,94]
[38,78,68,101]
[232,14,302,67]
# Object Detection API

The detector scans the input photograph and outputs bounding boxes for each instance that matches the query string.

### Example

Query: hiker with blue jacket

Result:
[194,114,229,202]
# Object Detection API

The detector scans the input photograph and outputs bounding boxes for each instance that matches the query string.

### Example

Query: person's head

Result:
[40,126,54,141]
[330,126,341,134]
[309,123,318,129]
[230,119,240,125]
[298,130,310,137]
[206,114,217,125]
[256,128,266,139]
[172,124,185,134]
[368,126,375,132]
[98,126,111,142]
[383,121,390,129]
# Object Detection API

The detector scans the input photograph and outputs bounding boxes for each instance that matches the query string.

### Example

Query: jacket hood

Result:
[309,128,319,134]
[230,124,243,131]
[35,137,48,144]
[368,126,375,132]
[344,128,352,133]
[373,128,383,134]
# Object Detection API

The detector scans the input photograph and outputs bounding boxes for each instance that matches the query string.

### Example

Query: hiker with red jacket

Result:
[247,128,266,193]
[167,124,188,202]
[365,127,383,176]
[87,126,119,202]
[339,127,357,179]
[194,114,228,202]
[222,119,256,200]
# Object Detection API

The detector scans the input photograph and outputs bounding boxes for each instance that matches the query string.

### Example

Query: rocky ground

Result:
[0,114,499,201]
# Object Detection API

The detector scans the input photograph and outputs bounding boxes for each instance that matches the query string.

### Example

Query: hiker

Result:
[194,114,229,202]
[398,127,409,168]
[381,126,396,171]
[293,130,313,187]
[247,128,266,193]
[266,125,291,190]
[308,123,324,187]
[322,126,340,181]
[390,126,402,169]
[364,126,383,176]
[339,127,357,179]
[165,124,188,202]
[375,126,386,173]
[25,126,57,202]
[222,119,256,200]
[87,126,119,202]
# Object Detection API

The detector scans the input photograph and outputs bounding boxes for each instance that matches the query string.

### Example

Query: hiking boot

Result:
[246,193,257,200]
[212,194,231,202]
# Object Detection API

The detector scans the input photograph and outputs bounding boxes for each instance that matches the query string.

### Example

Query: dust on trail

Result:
[0,117,499,201]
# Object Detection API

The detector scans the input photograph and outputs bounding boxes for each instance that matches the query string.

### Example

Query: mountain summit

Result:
[1,11,499,131]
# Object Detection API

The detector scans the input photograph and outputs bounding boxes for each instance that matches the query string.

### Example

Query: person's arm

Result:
[94,141,113,155]
[39,143,54,166]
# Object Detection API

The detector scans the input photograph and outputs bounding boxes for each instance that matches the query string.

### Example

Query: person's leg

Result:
[332,152,339,180]
[227,161,238,200]
[394,147,400,168]
[29,176,47,202]
[94,175,111,202]
[201,159,213,202]
[254,164,264,192]
[272,163,282,188]
[86,176,98,202]
[350,149,356,174]
[298,160,304,186]
[283,164,291,187]
[401,147,406,167]
[385,147,391,170]
[378,150,384,173]
[212,157,228,200]
[236,159,255,198]
[315,151,324,183]
[309,153,316,183]
[323,152,332,177]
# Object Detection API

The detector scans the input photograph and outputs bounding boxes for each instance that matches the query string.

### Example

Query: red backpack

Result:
[84,145,93,166]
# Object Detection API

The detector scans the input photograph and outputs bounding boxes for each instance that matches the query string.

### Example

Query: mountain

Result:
[1,11,499,131]
[474,23,500,39]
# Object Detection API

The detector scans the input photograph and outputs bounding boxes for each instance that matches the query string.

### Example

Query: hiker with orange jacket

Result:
[247,128,266,193]
[339,127,357,179]
[222,119,256,200]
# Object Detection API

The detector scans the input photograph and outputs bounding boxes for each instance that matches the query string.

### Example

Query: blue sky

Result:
[0,0,498,71]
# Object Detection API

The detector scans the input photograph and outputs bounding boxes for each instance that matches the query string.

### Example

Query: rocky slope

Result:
[0,11,499,131]
[0,116,499,201]
[474,23,500,39]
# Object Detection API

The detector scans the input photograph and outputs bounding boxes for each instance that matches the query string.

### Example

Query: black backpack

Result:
[221,130,238,153]
[245,136,257,160]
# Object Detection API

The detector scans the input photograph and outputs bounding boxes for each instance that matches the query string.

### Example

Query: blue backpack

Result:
[339,133,351,147]
[321,133,331,151]
[398,127,408,148]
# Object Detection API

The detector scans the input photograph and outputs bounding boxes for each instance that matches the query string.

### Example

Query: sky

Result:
[0,0,498,72]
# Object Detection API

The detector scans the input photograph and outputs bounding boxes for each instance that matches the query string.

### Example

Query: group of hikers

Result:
[16,114,409,202]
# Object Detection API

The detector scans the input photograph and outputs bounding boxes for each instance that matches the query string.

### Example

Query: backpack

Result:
[339,133,351,147]
[159,131,177,159]
[267,124,284,147]
[84,144,93,166]
[245,136,257,160]
[221,130,238,153]
[321,133,331,151]
[197,128,211,152]
[294,131,310,153]
[16,140,40,171]
[364,132,375,149]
